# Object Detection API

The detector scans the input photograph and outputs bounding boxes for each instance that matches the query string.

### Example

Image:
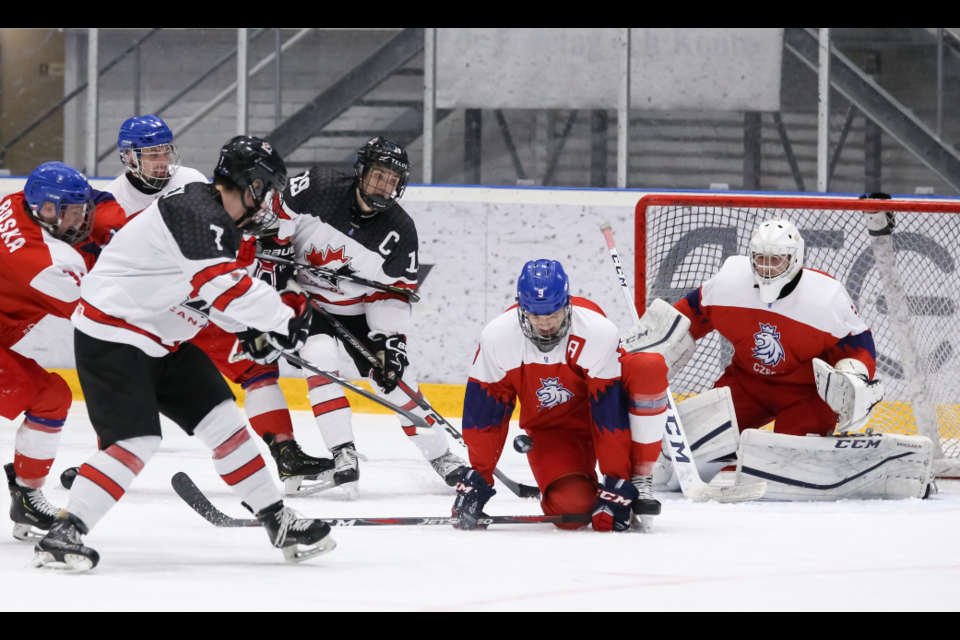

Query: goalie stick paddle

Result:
[171,473,582,528]
[309,302,542,501]
[256,253,421,303]
[599,222,767,504]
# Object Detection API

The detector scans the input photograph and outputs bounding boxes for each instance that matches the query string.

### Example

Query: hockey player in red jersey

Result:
[621,218,884,489]
[454,260,667,533]
[1,162,126,541]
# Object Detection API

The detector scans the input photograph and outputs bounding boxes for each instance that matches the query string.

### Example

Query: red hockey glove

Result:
[592,476,638,532]
[237,236,258,268]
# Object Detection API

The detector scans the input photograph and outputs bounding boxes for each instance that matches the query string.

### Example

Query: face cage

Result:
[517,305,572,353]
[33,200,96,246]
[750,247,797,285]
[357,162,408,214]
[121,142,181,190]
[239,188,281,236]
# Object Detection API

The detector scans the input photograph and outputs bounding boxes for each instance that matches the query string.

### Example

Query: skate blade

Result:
[13,523,45,542]
[339,482,360,500]
[630,515,654,533]
[286,473,338,497]
[29,551,94,573]
[281,536,337,563]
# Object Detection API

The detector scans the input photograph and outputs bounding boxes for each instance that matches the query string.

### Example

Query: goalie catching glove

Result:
[813,358,884,433]
[237,291,313,365]
[370,334,409,393]
[620,298,696,381]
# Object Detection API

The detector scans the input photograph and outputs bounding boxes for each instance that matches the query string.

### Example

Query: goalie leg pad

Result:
[735,430,934,501]
[652,387,740,490]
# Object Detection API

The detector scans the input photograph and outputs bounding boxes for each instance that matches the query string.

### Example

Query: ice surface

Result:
[2,404,958,612]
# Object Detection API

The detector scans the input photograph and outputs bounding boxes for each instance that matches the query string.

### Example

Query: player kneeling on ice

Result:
[32,136,335,572]
[621,218,933,501]
[454,260,667,533]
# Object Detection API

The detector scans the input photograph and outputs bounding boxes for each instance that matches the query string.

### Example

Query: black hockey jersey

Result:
[280,167,418,337]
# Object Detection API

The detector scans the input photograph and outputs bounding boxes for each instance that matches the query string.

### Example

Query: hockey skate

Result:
[630,475,661,533]
[429,450,468,487]
[5,463,59,541]
[264,435,336,497]
[31,514,99,572]
[331,442,361,499]
[256,501,336,563]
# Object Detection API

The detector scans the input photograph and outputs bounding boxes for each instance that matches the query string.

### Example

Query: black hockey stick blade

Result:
[172,473,577,529]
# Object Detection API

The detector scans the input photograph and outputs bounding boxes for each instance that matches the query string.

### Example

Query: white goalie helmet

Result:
[749,218,804,303]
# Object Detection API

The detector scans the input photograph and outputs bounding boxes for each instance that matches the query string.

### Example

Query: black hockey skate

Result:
[429,450,468,487]
[31,513,99,572]
[256,501,336,563]
[331,442,360,499]
[630,475,661,534]
[5,463,59,541]
[263,435,336,497]
[61,466,79,490]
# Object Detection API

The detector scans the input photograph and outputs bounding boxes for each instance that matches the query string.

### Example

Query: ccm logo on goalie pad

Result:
[835,439,881,450]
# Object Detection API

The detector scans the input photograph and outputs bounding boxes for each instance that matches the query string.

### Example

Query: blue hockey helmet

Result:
[23,162,95,245]
[117,115,180,189]
[516,260,572,352]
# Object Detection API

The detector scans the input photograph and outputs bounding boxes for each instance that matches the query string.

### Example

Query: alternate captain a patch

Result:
[752,323,785,368]
[536,377,574,410]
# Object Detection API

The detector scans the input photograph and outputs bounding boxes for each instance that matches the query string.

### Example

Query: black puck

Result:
[513,435,533,454]
[60,467,79,490]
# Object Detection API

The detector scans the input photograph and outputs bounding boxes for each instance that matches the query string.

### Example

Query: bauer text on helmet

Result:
[749,218,804,304]
[118,115,181,190]
[516,259,573,353]
[23,162,96,246]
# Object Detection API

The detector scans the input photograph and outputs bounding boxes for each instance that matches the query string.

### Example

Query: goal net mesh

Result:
[639,196,960,476]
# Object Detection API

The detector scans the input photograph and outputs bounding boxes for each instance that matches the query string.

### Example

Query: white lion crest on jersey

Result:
[752,323,786,367]
[536,377,574,410]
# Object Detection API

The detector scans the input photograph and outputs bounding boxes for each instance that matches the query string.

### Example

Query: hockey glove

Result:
[237,236,258,268]
[237,329,282,365]
[265,292,313,355]
[452,470,496,531]
[370,334,409,394]
[592,476,639,533]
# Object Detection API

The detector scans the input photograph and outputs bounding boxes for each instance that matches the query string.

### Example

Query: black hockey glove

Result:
[370,334,409,394]
[592,476,639,532]
[452,470,496,531]
[237,329,281,365]
[265,292,313,354]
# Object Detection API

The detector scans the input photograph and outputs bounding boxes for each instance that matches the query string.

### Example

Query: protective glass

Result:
[121,142,181,189]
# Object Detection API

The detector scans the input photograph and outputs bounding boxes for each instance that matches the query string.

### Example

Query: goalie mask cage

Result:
[636,193,960,478]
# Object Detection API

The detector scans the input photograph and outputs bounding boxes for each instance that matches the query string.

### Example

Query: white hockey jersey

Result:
[279,167,418,338]
[104,167,208,218]
[73,182,292,357]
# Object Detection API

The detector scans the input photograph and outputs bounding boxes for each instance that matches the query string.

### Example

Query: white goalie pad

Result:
[620,299,696,381]
[653,387,740,491]
[735,429,934,501]
[813,358,885,432]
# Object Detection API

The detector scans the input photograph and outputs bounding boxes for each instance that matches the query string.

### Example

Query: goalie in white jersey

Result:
[275,138,466,497]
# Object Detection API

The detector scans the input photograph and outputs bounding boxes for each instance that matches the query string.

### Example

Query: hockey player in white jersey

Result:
[276,138,466,497]
[31,137,335,571]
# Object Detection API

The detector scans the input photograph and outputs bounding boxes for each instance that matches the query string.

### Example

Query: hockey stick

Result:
[599,222,766,504]
[171,472,581,528]
[256,253,421,303]
[309,302,541,500]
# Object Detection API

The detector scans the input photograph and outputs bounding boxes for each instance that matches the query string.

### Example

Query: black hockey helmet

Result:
[354,137,410,219]
[214,136,288,235]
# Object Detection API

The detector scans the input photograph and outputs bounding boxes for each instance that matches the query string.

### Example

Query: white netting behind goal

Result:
[638,195,960,477]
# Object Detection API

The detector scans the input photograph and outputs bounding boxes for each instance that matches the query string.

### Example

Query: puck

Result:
[60,466,79,490]
[513,435,533,454]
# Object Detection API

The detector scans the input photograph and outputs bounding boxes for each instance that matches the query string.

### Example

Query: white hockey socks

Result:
[376,378,449,461]
[67,435,161,531]
[243,376,296,442]
[194,400,280,514]
[13,414,67,488]
[301,335,354,450]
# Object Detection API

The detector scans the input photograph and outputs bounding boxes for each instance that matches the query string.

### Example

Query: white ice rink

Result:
[2,404,958,612]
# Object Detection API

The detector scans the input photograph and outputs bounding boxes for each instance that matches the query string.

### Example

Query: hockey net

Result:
[636,194,960,478]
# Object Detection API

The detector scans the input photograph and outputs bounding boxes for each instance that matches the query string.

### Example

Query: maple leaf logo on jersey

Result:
[752,323,785,368]
[536,378,574,410]
[305,244,358,288]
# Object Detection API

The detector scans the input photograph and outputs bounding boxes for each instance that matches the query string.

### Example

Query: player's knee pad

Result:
[28,371,72,421]
[542,474,596,530]
[300,334,341,373]
[736,429,934,501]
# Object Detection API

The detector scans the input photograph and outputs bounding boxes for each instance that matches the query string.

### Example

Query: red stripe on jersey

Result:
[570,297,606,316]
[213,429,251,460]
[105,445,145,475]
[78,300,177,351]
[307,374,336,390]
[190,261,241,297]
[221,456,266,486]
[401,399,418,411]
[212,275,253,312]
[79,464,125,501]
[312,293,365,307]
[365,291,410,304]
[313,397,350,417]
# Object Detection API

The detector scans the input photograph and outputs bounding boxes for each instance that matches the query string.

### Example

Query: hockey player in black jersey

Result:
[276,138,466,497]
[31,137,335,571]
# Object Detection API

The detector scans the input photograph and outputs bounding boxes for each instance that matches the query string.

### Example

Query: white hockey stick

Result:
[599,222,766,503]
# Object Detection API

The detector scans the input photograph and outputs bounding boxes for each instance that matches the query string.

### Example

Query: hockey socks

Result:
[67,435,160,531]
[307,372,354,449]
[195,400,280,514]
[621,353,670,477]
[376,380,448,461]
[242,375,295,443]
[14,414,67,489]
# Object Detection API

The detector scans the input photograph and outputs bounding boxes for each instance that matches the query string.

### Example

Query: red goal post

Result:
[635,193,960,477]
